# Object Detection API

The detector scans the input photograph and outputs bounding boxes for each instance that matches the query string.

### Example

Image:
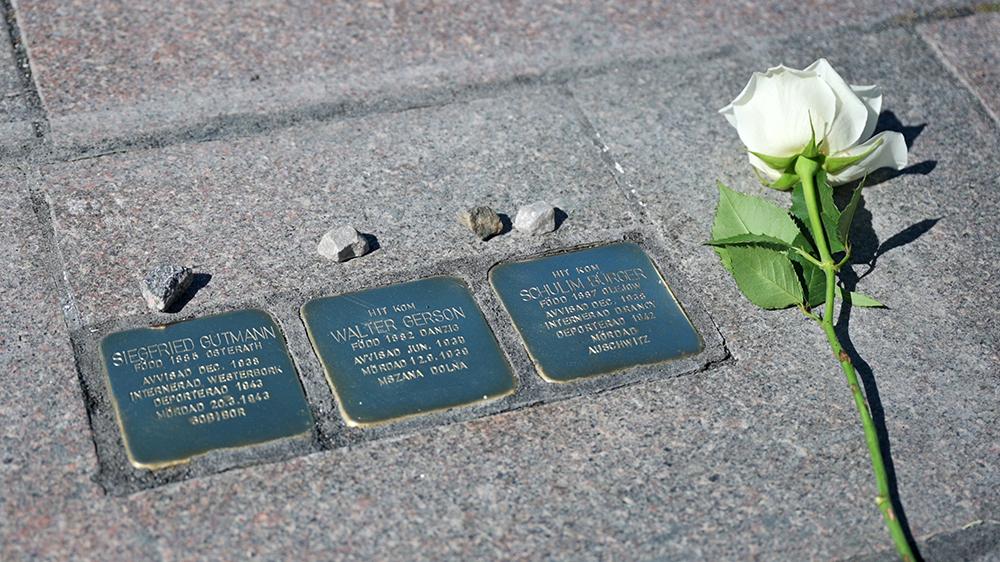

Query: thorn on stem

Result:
[838,350,851,364]
[875,496,897,521]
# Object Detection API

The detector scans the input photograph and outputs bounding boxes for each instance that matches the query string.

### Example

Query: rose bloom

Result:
[719,59,907,186]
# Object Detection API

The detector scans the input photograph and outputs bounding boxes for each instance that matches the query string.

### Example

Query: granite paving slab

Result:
[14,351,992,561]
[0,180,160,560]
[919,11,1000,122]
[568,24,1000,555]
[12,0,973,150]
[34,86,634,328]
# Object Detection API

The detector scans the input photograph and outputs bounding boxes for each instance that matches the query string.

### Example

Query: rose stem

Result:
[794,156,916,562]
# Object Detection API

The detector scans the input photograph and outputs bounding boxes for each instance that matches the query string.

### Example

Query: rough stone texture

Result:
[0,15,38,155]
[317,225,370,262]
[0,183,159,560]
[569,26,1000,557]
[458,206,504,240]
[139,264,192,311]
[513,201,557,235]
[12,0,971,149]
[2,3,999,561]
[919,11,1000,122]
[35,87,634,327]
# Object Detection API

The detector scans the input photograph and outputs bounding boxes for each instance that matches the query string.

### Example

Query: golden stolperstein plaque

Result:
[301,276,516,426]
[99,309,314,469]
[490,242,703,382]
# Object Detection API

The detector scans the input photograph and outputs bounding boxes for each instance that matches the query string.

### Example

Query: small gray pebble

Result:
[458,206,504,240]
[140,264,193,312]
[514,201,557,235]
[318,225,371,262]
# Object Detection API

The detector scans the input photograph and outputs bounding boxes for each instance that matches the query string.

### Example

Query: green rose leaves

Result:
[709,180,881,310]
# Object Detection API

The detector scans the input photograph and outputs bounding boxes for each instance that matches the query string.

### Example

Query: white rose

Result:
[719,59,907,186]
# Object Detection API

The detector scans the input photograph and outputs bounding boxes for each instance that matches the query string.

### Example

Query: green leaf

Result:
[838,288,885,308]
[791,232,816,254]
[727,245,804,310]
[706,233,793,249]
[789,182,809,225]
[715,246,734,274]
[712,182,801,244]
[825,138,883,175]
[713,182,802,277]
[790,253,827,308]
[817,171,846,254]
[838,184,864,248]
[749,151,797,171]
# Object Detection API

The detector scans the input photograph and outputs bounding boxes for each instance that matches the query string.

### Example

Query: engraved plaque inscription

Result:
[100,309,314,469]
[490,242,702,382]
[301,277,516,426]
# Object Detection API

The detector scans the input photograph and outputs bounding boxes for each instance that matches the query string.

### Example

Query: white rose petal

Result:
[729,65,837,157]
[850,83,883,144]
[827,131,908,185]
[720,60,908,186]
[805,59,869,153]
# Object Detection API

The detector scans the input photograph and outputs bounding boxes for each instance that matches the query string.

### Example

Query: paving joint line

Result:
[1,0,50,141]
[20,170,106,493]
[889,1,1000,26]
[914,26,1000,128]
[23,170,82,332]
[558,83,649,219]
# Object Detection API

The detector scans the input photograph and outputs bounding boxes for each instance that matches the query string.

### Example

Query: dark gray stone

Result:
[139,264,192,311]
[458,206,503,240]
[514,201,556,235]
[317,225,370,262]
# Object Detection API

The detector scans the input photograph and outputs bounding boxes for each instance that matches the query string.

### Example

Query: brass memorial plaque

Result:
[100,309,314,469]
[490,242,702,382]
[301,277,516,426]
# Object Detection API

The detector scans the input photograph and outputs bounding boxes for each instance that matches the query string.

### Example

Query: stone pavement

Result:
[1,1,998,560]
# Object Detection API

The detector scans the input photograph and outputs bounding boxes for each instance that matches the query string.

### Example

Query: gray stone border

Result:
[71,227,728,495]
